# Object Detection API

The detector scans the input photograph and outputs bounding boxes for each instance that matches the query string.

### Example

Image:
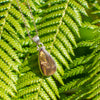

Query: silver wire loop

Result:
[37,45,39,51]
[37,42,45,51]
[39,42,44,47]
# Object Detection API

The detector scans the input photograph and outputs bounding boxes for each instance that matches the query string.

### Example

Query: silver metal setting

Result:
[33,35,45,50]
[32,35,40,44]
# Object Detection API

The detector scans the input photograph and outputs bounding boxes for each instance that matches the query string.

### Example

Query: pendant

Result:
[33,35,56,76]
[39,47,56,76]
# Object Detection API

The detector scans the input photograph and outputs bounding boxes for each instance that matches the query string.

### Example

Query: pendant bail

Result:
[32,35,45,50]
[32,35,40,45]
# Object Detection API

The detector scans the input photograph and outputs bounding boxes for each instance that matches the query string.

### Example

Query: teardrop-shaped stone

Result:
[39,47,56,76]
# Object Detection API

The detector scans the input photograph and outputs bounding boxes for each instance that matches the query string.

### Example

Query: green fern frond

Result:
[51,46,69,69]
[57,32,75,56]
[93,95,100,100]
[67,6,82,26]
[23,0,42,13]
[53,57,64,76]
[59,36,100,99]
[0,2,10,11]
[46,77,60,98]
[17,53,60,100]
[0,70,17,92]
[16,69,59,100]
[0,58,17,99]
[9,6,30,27]
[0,3,10,11]
[2,31,22,51]
[69,56,85,67]
[20,92,38,100]
[39,88,50,100]
[69,54,94,68]
[41,80,57,100]
[54,39,72,62]
[60,24,77,46]
[17,77,41,90]
[87,81,100,99]
[0,80,15,97]
[0,59,16,82]
[6,14,25,38]
[14,0,88,99]
[89,1,100,25]
[69,0,88,15]
[82,22,98,29]
[0,88,11,100]
[0,0,11,36]
[92,19,100,24]
[63,14,80,37]
[0,48,19,72]
[59,79,79,93]
[12,0,31,19]
[76,0,89,8]
[89,62,100,77]
[74,79,100,100]
[0,39,20,63]
[92,45,100,54]
[77,40,94,47]
[90,74,100,85]
[1,0,99,100]
[38,0,88,73]
[63,65,85,79]
[4,22,20,40]
[53,71,64,85]
[17,84,40,98]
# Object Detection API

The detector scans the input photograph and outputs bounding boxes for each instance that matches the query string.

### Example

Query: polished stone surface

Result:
[39,47,56,76]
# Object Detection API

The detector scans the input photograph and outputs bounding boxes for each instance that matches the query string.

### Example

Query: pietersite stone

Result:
[39,47,56,76]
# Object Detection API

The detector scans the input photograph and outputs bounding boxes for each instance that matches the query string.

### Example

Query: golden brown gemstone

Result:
[39,47,56,76]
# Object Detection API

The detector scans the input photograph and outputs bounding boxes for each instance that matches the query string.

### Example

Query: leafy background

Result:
[0,0,100,100]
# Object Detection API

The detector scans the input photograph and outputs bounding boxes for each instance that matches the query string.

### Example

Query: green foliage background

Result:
[0,0,100,100]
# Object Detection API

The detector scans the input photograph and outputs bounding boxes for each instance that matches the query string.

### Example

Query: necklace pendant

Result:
[33,35,56,76]
[39,47,56,76]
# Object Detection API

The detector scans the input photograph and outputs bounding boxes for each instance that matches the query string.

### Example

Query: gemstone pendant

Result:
[39,47,56,76]
[33,35,56,76]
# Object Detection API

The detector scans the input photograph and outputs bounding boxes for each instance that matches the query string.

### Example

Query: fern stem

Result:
[49,0,70,56]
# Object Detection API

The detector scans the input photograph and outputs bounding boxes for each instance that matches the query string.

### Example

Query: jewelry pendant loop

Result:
[32,35,40,45]
[33,35,45,50]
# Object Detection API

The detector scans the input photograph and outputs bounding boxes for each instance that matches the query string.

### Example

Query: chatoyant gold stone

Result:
[39,47,56,76]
